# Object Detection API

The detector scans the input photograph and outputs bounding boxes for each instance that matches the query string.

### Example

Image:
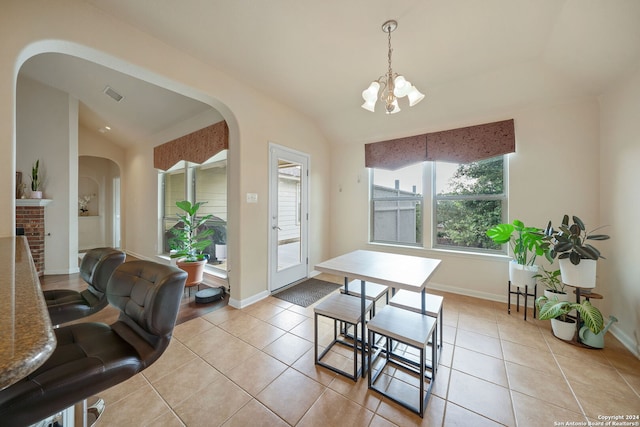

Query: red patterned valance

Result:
[365,119,515,170]
[154,121,229,171]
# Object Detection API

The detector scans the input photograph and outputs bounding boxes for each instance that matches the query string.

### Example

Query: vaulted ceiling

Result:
[19,0,640,147]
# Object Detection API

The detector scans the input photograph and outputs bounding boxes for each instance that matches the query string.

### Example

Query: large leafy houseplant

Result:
[536,295,604,335]
[169,201,214,262]
[544,215,610,266]
[486,219,550,266]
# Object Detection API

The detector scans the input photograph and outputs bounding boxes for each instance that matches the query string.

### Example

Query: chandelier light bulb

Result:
[362,81,381,102]
[393,75,411,97]
[361,99,377,112]
[407,85,426,107]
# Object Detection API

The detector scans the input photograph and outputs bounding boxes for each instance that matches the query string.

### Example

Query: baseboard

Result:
[44,267,80,275]
[609,325,640,359]
[229,289,270,309]
[428,281,508,304]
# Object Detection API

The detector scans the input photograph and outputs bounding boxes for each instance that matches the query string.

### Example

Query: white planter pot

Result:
[30,190,42,199]
[559,258,597,288]
[509,262,538,287]
[544,289,569,302]
[215,244,227,260]
[551,317,576,341]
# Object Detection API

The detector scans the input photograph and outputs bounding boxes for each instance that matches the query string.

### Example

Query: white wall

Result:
[599,68,640,356]
[330,98,602,301]
[0,0,332,306]
[16,76,78,274]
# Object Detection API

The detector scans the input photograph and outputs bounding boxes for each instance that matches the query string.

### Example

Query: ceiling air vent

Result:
[103,86,124,102]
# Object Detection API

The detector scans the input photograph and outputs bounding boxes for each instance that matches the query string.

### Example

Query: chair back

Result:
[107,260,187,366]
[80,247,126,295]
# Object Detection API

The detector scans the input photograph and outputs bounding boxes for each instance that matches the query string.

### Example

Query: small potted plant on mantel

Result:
[543,214,610,289]
[30,159,43,199]
[169,200,214,286]
[486,219,551,287]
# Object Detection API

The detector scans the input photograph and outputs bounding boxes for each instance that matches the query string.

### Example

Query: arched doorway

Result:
[78,156,121,250]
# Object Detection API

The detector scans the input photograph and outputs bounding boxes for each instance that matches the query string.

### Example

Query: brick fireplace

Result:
[16,199,51,276]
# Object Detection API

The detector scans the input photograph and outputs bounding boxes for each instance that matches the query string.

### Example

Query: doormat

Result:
[273,278,341,307]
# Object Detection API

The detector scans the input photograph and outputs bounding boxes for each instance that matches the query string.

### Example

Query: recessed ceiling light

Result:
[98,126,111,133]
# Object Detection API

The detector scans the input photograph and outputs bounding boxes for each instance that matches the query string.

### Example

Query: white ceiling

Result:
[19,0,640,147]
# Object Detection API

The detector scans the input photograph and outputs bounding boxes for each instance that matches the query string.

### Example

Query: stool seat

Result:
[389,290,444,358]
[44,247,125,326]
[368,305,436,349]
[341,280,389,317]
[314,292,372,324]
[389,290,443,317]
[341,280,388,301]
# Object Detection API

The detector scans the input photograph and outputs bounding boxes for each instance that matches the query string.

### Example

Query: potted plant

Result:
[544,215,610,288]
[169,200,214,286]
[536,295,604,341]
[486,219,550,287]
[533,267,568,302]
[214,225,227,261]
[30,159,42,199]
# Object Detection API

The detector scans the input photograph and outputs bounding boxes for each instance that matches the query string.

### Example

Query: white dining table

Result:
[315,249,441,377]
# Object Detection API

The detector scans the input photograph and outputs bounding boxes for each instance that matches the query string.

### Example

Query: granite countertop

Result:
[0,236,56,391]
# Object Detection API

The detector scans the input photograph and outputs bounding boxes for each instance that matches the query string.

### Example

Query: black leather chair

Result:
[44,247,126,325]
[0,260,187,427]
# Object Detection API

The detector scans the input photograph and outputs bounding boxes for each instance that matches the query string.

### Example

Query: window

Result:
[369,155,506,253]
[433,156,505,251]
[370,163,423,245]
[161,151,228,274]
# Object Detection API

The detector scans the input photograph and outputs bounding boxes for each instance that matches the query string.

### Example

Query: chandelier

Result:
[361,20,425,114]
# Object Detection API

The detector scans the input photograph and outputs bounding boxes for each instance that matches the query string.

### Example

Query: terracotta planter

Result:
[551,317,576,341]
[559,258,597,288]
[176,259,207,287]
[509,262,538,287]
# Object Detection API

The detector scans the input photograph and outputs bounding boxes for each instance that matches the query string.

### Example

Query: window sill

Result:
[367,241,509,263]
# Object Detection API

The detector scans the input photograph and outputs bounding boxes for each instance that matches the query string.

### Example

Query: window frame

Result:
[369,164,425,247]
[368,155,508,255]
[159,152,228,276]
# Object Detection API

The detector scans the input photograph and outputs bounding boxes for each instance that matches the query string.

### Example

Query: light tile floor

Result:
[97,276,640,426]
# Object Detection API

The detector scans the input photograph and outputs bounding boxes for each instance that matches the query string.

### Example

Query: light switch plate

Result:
[246,193,258,203]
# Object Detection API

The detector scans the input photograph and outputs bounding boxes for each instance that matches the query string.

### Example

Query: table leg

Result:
[361,279,366,377]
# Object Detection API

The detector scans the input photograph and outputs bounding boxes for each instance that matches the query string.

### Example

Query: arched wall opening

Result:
[14,41,239,284]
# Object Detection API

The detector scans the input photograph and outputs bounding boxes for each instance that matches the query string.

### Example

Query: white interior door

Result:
[269,144,309,292]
